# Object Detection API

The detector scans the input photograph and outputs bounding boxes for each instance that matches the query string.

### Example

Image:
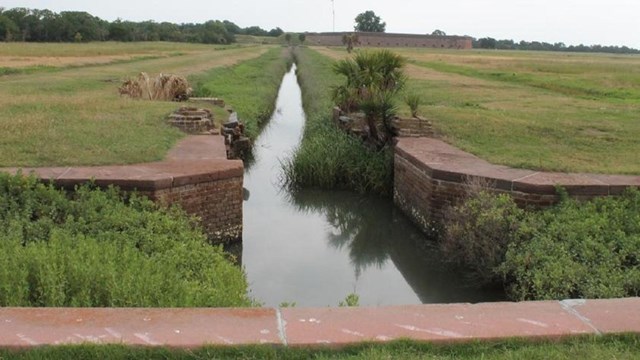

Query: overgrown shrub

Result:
[0,173,252,307]
[440,188,525,285]
[501,188,640,300]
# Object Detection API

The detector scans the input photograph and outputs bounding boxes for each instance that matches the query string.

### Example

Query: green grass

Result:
[1,335,638,359]
[0,44,268,167]
[282,47,393,195]
[190,47,292,139]
[317,47,640,175]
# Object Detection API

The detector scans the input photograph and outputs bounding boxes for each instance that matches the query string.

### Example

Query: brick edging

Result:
[0,135,245,243]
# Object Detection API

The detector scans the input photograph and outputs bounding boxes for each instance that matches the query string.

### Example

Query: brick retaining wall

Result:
[394,137,640,233]
[1,136,244,244]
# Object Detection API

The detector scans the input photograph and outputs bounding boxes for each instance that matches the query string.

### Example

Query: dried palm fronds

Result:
[119,72,192,101]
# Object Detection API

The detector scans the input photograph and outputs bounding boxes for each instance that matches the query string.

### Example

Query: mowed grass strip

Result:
[314,47,640,175]
[0,44,269,167]
[1,335,638,360]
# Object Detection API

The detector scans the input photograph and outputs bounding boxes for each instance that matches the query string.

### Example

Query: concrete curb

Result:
[1,298,638,348]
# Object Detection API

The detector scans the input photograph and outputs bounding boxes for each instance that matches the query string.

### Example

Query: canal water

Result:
[242,65,503,307]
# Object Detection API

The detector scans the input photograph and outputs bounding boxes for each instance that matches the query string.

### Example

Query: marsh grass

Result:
[0,44,268,167]
[315,47,640,175]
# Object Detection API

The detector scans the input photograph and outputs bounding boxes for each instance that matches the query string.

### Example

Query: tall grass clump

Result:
[283,47,393,195]
[190,47,292,139]
[0,173,253,307]
[118,72,192,101]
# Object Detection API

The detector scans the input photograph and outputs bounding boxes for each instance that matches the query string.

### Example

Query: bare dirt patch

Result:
[0,55,143,68]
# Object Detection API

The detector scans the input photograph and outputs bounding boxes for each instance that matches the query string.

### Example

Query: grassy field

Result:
[0,43,271,167]
[1,335,638,359]
[313,47,640,175]
[190,47,292,139]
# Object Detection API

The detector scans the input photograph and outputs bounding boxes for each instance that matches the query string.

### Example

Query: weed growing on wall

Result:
[0,173,252,307]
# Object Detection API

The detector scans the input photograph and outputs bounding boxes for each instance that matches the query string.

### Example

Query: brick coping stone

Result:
[0,298,638,348]
[395,138,640,195]
[0,135,243,191]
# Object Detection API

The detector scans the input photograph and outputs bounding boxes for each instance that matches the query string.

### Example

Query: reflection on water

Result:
[241,65,504,307]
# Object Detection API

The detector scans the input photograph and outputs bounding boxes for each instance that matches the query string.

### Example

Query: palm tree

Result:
[331,50,406,145]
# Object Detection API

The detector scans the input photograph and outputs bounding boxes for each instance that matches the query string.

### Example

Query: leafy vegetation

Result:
[440,188,640,300]
[1,335,639,359]
[440,189,526,285]
[283,47,393,195]
[501,188,640,300]
[0,173,252,307]
[191,47,292,139]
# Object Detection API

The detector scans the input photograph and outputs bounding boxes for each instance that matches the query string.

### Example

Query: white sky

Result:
[3,0,639,48]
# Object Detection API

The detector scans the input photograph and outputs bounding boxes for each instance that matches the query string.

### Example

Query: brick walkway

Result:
[1,298,638,348]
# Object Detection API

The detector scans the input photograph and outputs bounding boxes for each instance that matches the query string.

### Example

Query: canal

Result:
[242,65,503,307]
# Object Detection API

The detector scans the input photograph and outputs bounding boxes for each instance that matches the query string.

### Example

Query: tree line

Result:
[0,7,284,44]
[474,37,639,54]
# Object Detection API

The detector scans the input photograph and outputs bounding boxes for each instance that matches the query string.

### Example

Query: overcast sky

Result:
[3,0,639,48]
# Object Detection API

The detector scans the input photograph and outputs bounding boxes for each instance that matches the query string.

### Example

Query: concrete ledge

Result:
[0,298,638,348]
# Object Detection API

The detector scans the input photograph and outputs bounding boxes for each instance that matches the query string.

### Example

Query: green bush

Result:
[440,189,525,285]
[0,173,252,307]
[501,188,640,300]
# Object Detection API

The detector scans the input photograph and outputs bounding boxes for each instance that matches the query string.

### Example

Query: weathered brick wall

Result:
[306,32,472,49]
[146,176,243,244]
[394,137,640,232]
[394,154,559,232]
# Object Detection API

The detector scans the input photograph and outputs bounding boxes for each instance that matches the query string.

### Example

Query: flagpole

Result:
[332,0,335,32]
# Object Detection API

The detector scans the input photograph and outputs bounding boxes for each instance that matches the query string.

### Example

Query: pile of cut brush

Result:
[119,72,192,101]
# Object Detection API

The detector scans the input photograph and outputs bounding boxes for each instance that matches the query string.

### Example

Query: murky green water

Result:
[241,65,504,307]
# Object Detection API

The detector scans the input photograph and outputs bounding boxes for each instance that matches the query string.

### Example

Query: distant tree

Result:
[268,27,284,37]
[284,33,291,45]
[478,37,497,49]
[298,33,306,44]
[0,13,19,41]
[354,10,386,32]
[431,29,446,36]
[222,20,241,34]
[243,25,269,37]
